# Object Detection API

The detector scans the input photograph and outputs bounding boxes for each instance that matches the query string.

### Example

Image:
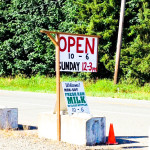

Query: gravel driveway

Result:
[0,129,149,150]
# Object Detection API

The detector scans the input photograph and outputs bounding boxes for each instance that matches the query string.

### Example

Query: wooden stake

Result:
[40,30,61,141]
[56,34,61,141]
[114,0,126,84]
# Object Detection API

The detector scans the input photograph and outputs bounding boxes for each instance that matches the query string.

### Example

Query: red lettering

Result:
[68,36,75,52]
[82,62,87,71]
[77,37,84,53]
[85,38,95,54]
[59,36,67,52]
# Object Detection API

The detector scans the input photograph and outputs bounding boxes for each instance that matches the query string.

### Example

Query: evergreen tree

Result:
[120,0,150,84]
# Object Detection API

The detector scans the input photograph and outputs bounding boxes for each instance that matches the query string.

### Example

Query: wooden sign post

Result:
[40,30,61,141]
[40,30,100,141]
[56,34,61,141]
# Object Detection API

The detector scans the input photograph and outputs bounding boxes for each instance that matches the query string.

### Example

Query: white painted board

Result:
[61,81,90,115]
[59,34,98,72]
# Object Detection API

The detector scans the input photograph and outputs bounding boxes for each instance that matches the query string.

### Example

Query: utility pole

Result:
[114,0,126,84]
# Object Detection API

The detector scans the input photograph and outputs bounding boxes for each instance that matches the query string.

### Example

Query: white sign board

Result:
[59,34,98,72]
[61,81,90,115]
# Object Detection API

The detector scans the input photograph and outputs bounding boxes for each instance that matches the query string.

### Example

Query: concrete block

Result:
[38,112,106,145]
[86,117,106,145]
[0,107,18,129]
[38,112,57,140]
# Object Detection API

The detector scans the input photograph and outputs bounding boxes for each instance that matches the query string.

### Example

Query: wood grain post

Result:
[56,34,61,141]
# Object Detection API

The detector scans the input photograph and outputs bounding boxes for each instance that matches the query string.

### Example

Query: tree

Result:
[0,0,149,84]
[120,0,150,84]
[0,0,65,76]
[62,0,120,78]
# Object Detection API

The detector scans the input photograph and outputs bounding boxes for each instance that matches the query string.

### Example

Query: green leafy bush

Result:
[0,0,64,76]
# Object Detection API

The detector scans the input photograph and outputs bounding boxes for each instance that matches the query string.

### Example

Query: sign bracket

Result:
[40,30,59,46]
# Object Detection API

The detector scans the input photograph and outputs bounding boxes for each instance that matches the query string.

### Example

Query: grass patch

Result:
[0,75,149,100]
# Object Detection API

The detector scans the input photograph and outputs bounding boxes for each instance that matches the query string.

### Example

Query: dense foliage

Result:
[0,0,64,76]
[0,0,150,84]
[120,0,150,85]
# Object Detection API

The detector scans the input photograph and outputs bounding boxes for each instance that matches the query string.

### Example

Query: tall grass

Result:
[0,75,149,100]
[0,75,56,93]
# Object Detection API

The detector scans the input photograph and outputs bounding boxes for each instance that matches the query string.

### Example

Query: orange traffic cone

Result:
[106,123,118,145]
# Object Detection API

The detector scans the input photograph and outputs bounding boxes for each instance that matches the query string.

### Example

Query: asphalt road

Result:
[0,90,149,149]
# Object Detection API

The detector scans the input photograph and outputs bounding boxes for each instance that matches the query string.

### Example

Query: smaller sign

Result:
[61,81,90,115]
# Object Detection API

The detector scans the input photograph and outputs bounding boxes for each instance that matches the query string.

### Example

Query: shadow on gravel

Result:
[122,146,148,149]
[18,124,38,130]
[115,136,148,144]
